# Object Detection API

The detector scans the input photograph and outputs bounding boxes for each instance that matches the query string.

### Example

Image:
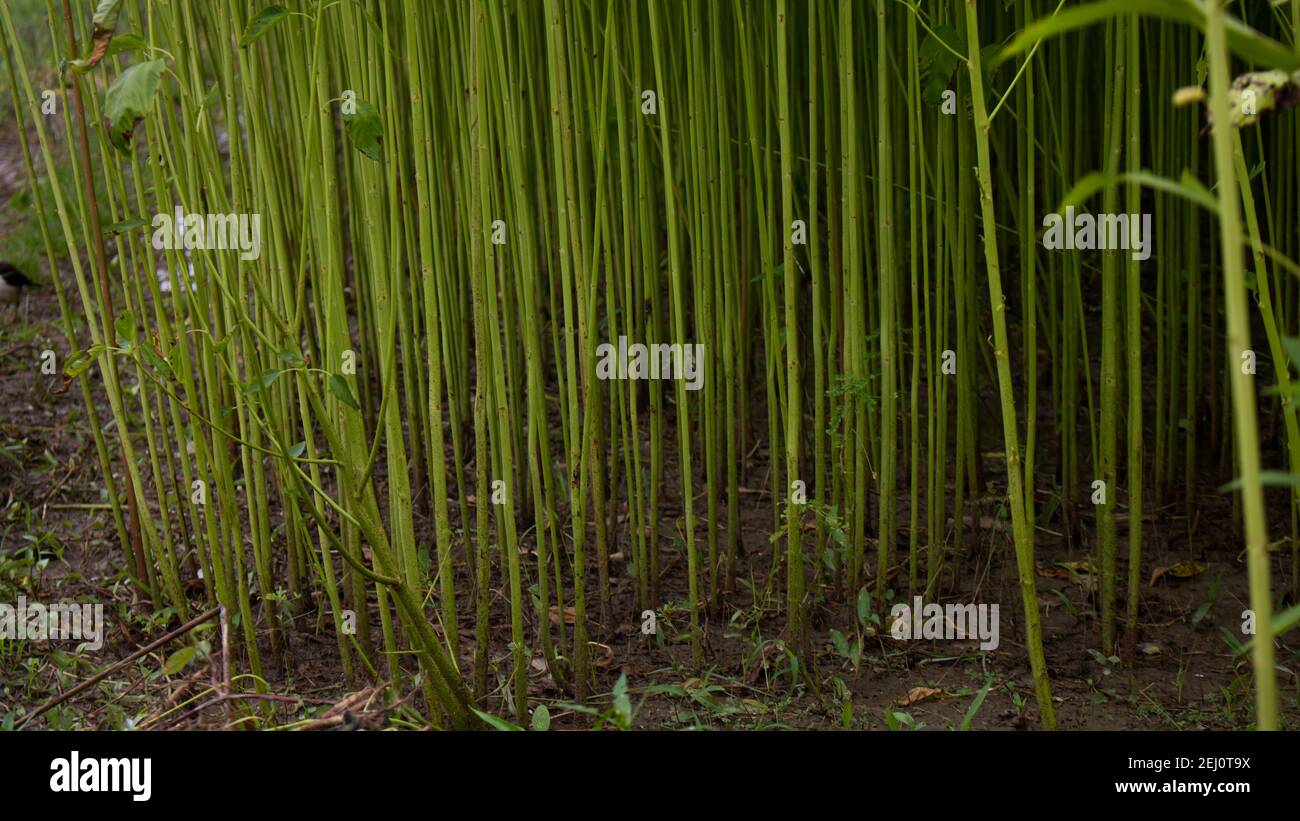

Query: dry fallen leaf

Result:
[897,686,948,707]
[591,642,615,668]
[1037,561,1095,587]
[549,605,577,625]
[1036,564,1071,580]
[1149,561,1207,587]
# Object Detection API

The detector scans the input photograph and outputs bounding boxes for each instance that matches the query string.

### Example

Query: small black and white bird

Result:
[0,262,39,321]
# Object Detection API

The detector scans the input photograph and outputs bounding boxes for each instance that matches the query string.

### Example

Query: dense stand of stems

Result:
[4,0,1295,731]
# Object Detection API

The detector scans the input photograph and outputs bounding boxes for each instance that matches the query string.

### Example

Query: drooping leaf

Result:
[103,59,165,153]
[919,24,962,106]
[90,0,123,31]
[328,374,359,410]
[1001,1,1300,74]
[1057,169,1219,216]
[63,344,106,378]
[240,5,291,48]
[1218,470,1300,493]
[1234,601,1300,656]
[470,708,523,731]
[65,0,125,74]
[114,311,137,350]
[343,100,383,161]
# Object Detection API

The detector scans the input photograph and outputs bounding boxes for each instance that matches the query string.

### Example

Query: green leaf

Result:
[1001,1,1300,74]
[1191,601,1212,626]
[162,645,197,676]
[104,59,165,153]
[240,5,291,48]
[530,705,551,731]
[198,83,221,114]
[105,32,146,57]
[1058,169,1219,216]
[830,628,849,658]
[8,189,31,211]
[114,312,136,350]
[856,586,871,623]
[343,100,383,161]
[1282,336,1300,371]
[63,344,106,378]
[244,368,281,394]
[287,441,307,459]
[328,374,359,410]
[91,0,124,28]
[612,673,632,729]
[1268,601,1300,642]
[470,708,523,731]
[1219,625,1245,654]
[1217,470,1300,493]
[278,349,306,368]
[960,683,991,731]
[920,24,962,106]
[140,344,174,380]
[883,709,900,731]
[105,216,148,235]
[1234,600,1300,658]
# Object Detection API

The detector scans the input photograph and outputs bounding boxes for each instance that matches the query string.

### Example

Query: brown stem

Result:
[17,607,222,729]
[60,0,145,585]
